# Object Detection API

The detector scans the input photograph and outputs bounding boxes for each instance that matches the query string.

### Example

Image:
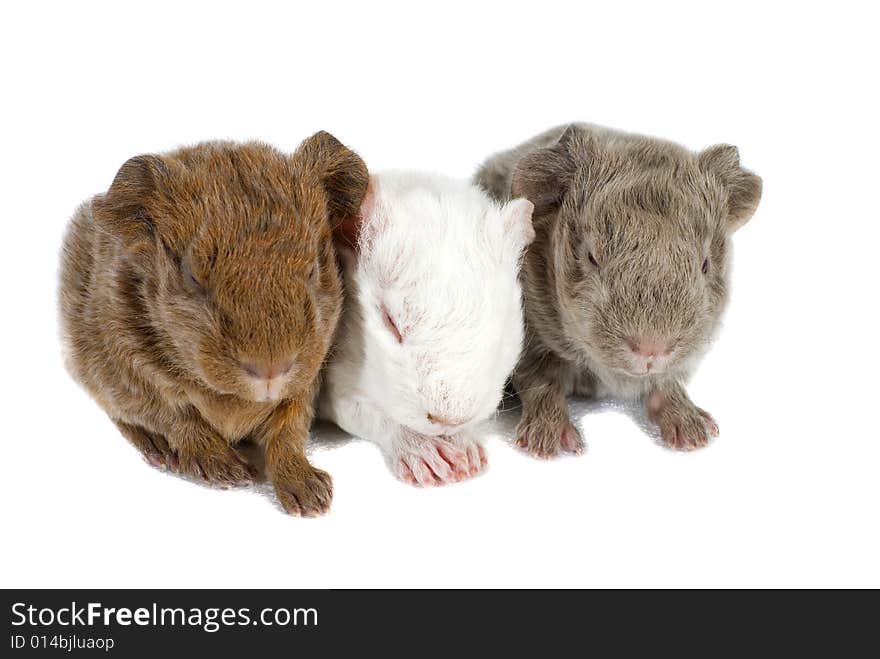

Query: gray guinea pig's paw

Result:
[515,413,585,459]
[273,467,334,517]
[648,393,719,451]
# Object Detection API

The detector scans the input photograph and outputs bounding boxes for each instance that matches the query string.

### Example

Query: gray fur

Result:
[474,123,762,456]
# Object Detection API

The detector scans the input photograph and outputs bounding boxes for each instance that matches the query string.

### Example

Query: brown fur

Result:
[475,124,761,456]
[59,132,368,515]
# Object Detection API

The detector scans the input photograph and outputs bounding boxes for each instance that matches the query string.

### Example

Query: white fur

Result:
[318,171,534,485]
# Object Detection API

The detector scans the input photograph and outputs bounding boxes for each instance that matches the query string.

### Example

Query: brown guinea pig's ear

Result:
[295,130,370,223]
[699,144,763,232]
[92,154,169,246]
[334,175,382,251]
[511,124,585,216]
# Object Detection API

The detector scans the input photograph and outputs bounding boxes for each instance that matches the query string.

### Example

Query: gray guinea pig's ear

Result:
[511,124,585,216]
[92,154,169,247]
[698,144,763,232]
[294,130,370,224]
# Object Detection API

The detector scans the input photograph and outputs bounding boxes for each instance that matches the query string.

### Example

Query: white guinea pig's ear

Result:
[334,175,383,251]
[500,198,536,249]
[699,144,763,233]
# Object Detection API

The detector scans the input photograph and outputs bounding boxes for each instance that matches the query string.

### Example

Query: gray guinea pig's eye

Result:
[588,252,599,269]
[702,258,710,275]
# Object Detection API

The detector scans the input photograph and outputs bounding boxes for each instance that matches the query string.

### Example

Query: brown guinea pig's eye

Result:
[702,258,710,275]
[588,252,599,269]
[183,265,206,295]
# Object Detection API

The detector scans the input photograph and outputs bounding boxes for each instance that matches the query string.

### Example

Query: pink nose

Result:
[426,412,469,428]
[240,360,293,380]
[626,336,672,359]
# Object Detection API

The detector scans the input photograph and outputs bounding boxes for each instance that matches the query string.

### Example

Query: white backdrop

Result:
[2,0,877,588]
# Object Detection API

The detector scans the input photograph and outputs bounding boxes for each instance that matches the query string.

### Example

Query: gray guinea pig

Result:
[474,123,762,457]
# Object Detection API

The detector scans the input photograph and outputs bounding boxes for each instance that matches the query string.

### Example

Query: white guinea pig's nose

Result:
[626,335,672,360]
[426,412,470,429]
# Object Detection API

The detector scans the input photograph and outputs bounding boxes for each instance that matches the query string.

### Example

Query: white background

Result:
[2,1,878,588]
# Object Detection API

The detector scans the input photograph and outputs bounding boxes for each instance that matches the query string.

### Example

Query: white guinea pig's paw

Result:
[515,412,585,459]
[648,392,719,451]
[445,431,488,478]
[392,434,486,487]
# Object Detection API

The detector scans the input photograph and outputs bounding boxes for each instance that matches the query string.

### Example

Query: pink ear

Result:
[502,198,536,246]
[334,175,381,251]
[334,214,361,250]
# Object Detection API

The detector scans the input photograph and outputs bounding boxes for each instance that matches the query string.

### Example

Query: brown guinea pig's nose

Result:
[240,359,294,380]
[626,336,672,359]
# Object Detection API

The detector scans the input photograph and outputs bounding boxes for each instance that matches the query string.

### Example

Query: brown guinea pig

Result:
[59,132,368,516]
[475,123,762,457]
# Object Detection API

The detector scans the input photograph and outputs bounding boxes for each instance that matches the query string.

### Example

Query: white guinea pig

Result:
[318,171,534,486]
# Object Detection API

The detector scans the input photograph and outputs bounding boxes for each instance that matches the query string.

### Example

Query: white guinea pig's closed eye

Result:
[380,304,403,343]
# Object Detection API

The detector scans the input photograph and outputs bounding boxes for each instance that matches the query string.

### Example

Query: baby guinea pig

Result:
[474,123,762,456]
[59,132,368,516]
[318,172,535,486]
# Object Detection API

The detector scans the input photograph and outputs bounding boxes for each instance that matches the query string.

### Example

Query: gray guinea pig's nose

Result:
[626,335,672,359]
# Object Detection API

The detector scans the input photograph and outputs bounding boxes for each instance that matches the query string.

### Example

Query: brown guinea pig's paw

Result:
[515,413,584,459]
[272,466,334,517]
[115,422,178,471]
[175,443,257,488]
[647,392,719,451]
